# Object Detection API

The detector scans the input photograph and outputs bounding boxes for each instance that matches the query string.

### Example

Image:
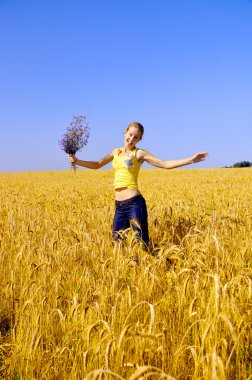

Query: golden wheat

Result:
[0,168,251,379]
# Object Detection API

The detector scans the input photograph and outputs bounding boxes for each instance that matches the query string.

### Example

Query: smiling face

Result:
[124,126,142,150]
[124,122,144,151]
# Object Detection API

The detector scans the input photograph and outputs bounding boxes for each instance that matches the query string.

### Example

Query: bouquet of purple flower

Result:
[59,115,90,171]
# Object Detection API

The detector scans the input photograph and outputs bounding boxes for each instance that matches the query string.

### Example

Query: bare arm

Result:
[68,152,114,169]
[138,150,208,169]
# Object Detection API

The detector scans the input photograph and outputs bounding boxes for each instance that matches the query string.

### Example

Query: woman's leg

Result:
[127,195,149,247]
[112,202,130,241]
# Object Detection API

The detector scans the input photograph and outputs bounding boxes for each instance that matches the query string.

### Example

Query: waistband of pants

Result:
[115,194,143,207]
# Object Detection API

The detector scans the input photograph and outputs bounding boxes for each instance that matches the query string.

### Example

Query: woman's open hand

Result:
[191,152,208,163]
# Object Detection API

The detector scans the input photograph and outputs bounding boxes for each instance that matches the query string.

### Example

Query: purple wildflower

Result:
[59,115,90,170]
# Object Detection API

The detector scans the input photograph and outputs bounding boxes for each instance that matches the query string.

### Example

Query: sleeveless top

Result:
[112,148,142,190]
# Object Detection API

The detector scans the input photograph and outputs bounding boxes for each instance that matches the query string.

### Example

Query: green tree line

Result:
[224,161,252,168]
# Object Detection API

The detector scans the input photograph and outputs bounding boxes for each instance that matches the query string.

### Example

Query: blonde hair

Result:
[125,122,144,139]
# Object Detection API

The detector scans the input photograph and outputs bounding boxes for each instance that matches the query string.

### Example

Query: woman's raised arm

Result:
[137,150,208,169]
[68,151,114,169]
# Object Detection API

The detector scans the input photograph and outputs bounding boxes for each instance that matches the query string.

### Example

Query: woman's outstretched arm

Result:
[68,151,114,169]
[138,150,208,169]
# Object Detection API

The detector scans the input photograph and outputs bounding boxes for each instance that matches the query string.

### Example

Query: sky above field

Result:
[1,0,252,172]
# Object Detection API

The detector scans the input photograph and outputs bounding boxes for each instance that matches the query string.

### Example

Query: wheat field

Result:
[0,168,251,380]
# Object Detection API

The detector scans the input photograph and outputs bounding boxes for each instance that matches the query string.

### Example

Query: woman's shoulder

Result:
[111,147,122,157]
[136,148,146,153]
[135,148,146,156]
[135,148,146,162]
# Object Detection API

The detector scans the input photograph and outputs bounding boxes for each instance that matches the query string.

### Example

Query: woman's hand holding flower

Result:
[68,154,78,165]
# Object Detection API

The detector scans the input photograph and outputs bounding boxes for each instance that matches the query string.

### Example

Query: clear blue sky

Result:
[1,0,252,172]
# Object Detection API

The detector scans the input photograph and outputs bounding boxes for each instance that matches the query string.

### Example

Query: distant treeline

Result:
[224,161,252,168]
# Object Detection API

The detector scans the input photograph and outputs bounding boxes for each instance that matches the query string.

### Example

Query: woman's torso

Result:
[112,147,142,201]
[115,187,140,201]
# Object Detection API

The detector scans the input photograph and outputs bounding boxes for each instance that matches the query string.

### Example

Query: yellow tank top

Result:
[112,148,142,190]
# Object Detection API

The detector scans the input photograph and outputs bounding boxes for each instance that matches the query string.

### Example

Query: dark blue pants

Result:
[112,194,149,246]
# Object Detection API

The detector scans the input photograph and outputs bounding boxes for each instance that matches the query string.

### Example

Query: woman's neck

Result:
[123,146,136,155]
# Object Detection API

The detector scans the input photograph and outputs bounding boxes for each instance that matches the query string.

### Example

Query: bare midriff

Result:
[115,187,140,201]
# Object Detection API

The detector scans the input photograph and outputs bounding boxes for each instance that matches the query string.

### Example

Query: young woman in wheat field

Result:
[68,122,208,249]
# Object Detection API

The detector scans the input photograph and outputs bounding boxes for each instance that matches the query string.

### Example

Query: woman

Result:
[68,122,208,249]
